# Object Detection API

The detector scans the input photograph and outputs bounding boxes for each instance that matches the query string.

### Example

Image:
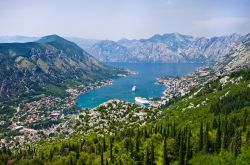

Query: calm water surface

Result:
[77,63,200,108]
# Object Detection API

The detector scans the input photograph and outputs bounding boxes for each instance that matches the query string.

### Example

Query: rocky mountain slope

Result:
[86,33,243,63]
[214,33,250,74]
[0,35,120,101]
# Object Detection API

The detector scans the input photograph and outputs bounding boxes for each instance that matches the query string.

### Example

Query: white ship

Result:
[135,97,150,106]
[132,85,136,92]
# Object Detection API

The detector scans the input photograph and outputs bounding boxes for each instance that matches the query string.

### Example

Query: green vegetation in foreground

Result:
[1,69,250,165]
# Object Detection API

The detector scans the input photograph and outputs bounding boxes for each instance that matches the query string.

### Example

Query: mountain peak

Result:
[37,34,84,52]
[149,32,193,43]
[37,34,67,43]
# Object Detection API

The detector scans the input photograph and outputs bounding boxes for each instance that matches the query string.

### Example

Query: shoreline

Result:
[67,70,136,108]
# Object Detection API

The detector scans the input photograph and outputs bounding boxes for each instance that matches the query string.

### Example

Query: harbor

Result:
[77,63,200,108]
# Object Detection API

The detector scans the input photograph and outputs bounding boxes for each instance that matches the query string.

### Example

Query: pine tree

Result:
[215,117,221,153]
[163,136,169,165]
[246,129,250,145]
[173,122,176,138]
[49,150,53,161]
[103,136,106,152]
[41,152,44,160]
[185,129,192,165]
[212,118,217,129]
[135,131,140,163]
[234,130,242,157]
[204,123,210,153]
[167,124,170,137]
[199,122,203,151]
[101,147,104,165]
[144,128,148,138]
[145,146,150,165]
[174,132,181,159]
[160,124,163,135]
[129,137,134,156]
[179,133,185,165]
[154,126,158,134]
[109,136,113,163]
[222,119,229,149]
[69,156,73,165]
[243,109,248,132]
[151,142,155,165]
[135,132,140,152]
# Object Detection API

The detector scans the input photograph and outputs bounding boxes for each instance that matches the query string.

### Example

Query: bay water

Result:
[77,63,200,108]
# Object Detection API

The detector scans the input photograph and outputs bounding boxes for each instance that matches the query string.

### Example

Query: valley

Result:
[1,0,250,164]
[0,33,249,164]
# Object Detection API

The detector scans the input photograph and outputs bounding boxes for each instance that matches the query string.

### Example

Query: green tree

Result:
[151,142,155,165]
[145,146,150,165]
[179,134,185,165]
[103,136,106,152]
[101,147,104,165]
[243,109,248,132]
[234,130,242,157]
[185,130,192,165]
[204,123,210,153]
[215,118,222,153]
[222,119,229,149]
[163,136,169,165]
[246,129,250,145]
[109,136,113,163]
[199,123,203,151]
[134,131,141,163]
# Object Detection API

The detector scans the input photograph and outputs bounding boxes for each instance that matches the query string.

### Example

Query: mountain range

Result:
[0,35,120,101]
[86,33,244,63]
[0,33,246,64]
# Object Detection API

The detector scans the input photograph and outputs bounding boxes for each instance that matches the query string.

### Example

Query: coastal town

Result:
[147,67,211,107]
[0,67,220,148]
[0,79,114,147]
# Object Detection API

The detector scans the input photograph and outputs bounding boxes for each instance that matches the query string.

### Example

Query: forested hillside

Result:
[1,68,249,165]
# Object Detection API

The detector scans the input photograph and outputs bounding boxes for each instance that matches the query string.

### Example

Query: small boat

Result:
[132,85,136,92]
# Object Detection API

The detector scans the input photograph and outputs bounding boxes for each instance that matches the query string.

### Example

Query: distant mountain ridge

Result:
[0,36,39,43]
[86,33,243,63]
[0,33,247,63]
[0,35,119,100]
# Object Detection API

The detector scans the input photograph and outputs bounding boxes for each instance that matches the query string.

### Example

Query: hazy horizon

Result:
[0,0,249,40]
[0,32,247,42]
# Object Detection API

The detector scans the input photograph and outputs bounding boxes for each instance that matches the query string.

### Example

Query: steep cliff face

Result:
[214,33,250,74]
[0,35,118,100]
[86,33,243,63]
[87,40,134,62]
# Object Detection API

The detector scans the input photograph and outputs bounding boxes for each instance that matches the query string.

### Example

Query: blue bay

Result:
[77,63,200,108]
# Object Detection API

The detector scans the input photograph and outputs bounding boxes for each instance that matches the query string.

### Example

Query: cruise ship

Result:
[132,85,136,92]
[135,97,150,106]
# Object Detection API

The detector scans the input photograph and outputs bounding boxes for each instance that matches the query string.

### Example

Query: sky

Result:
[0,0,249,40]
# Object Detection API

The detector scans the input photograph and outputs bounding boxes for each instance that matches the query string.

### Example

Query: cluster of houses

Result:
[0,79,115,148]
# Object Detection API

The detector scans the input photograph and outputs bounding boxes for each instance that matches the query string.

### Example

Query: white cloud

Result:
[192,17,250,37]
